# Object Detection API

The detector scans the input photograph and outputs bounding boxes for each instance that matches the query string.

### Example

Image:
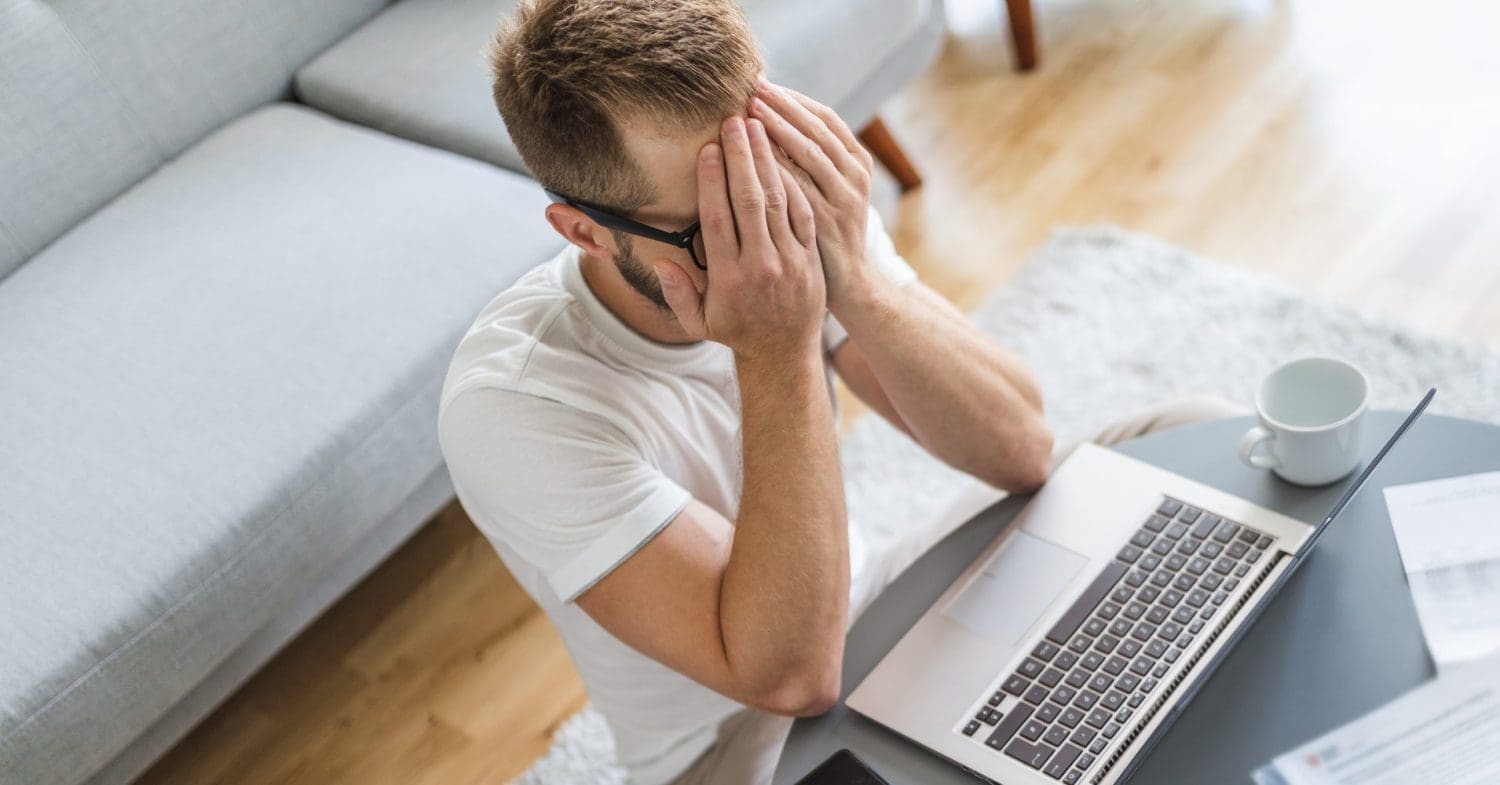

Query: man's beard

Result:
[613,232,671,311]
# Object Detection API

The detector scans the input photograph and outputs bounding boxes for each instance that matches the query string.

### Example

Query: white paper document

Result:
[1252,656,1500,785]
[1383,471,1500,670]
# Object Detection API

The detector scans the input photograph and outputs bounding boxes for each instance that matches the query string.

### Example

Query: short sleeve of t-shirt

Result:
[439,386,692,603]
[822,205,920,355]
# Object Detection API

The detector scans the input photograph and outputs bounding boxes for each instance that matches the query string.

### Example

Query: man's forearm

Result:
[718,346,849,713]
[834,276,1053,492]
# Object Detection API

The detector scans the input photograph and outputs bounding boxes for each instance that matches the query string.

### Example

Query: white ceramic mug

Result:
[1239,357,1369,486]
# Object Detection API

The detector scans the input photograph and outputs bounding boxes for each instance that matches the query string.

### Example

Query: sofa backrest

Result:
[0,0,392,281]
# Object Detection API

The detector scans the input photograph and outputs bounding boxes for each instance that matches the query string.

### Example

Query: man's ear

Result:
[544,203,610,257]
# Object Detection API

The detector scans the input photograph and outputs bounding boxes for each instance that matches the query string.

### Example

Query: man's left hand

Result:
[749,78,876,312]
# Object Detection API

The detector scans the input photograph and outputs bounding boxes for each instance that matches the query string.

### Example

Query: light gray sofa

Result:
[0,2,943,784]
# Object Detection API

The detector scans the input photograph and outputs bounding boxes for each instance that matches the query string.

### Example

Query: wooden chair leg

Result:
[1004,0,1039,71]
[857,117,923,193]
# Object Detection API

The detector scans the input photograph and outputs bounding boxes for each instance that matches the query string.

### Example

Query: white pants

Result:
[671,397,1248,785]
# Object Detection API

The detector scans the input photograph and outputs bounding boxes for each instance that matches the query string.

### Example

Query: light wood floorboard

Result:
[138,0,1500,782]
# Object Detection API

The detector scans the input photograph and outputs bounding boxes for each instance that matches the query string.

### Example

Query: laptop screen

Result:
[1295,387,1436,559]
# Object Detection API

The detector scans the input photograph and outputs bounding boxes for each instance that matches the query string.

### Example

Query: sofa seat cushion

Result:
[292,0,936,177]
[0,102,559,785]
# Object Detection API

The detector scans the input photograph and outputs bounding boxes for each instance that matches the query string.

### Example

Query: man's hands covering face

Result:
[652,116,826,361]
[749,78,874,310]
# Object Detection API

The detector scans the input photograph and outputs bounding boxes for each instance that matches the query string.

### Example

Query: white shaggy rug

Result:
[513,227,1500,784]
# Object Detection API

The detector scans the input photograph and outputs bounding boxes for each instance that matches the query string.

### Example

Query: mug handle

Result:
[1239,426,1281,470]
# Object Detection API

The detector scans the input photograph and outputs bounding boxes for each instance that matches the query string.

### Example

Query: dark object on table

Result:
[796,749,892,785]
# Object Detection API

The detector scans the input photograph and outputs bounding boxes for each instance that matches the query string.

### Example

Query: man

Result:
[438,2,1240,783]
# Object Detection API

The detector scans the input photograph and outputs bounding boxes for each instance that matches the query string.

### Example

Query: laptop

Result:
[846,390,1435,785]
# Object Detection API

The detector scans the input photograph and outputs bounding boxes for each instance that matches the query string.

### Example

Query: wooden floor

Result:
[138,0,1500,783]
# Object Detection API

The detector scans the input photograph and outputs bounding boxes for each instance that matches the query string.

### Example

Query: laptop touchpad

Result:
[942,531,1088,644]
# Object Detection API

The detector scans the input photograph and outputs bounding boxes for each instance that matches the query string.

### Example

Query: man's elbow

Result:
[752,665,843,717]
[989,420,1054,494]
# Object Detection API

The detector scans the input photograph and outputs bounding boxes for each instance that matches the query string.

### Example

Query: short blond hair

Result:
[490,0,763,213]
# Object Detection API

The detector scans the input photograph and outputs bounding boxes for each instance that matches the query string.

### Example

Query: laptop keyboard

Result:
[958,497,1275,783]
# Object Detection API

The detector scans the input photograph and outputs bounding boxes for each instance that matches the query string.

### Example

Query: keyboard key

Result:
[963,720,981,736]
[1236,562,1253,576]
[1191,514,1221,539]
[1044,744,1083,779]
[1256,534,1273,550]
[1045,561,1128,645]
[1083,618,1107,637]
[1213,521,1239,543]
[1004,738,1053,769]
[1213,591,1229,606]
[1200,541,1223,559]
[1086,708,1110,728]
[1189,619,1205,633]
[1165,553,1188,571]
[1004,675,1030,696]
[986,703,1033,750]
[1246,551,1262,565]
[1117,673,1140,692]
[1073,691,1099,710]
[1228,541,1249,559]
[1052,686,1078,705]
[1111,586,1134,603]
[1200,573,1223,591]
[1152,662,1169,677]
[1065,670,1088,689]
[978,707,1002,725]
[1103,722,1121,739]
[1187,557,1210,576]
[1129,657,1152,676]
[1239,528,1259,544]
[1070,725,1096,746]
[1161,589,1184,607]
[1152,571,1174,588]
[1088,673,1112,693]
[1064,771,1081,784]
[1119,639,1142,657]
[1034,641,1061,661]
[1115,707,1133,723]
[1104,656,1127,676]
[1159,622,1182,640]
[1077,752,1096,770]
[1225,578,1240,592]
[1173,574,1196,591]
[1101,690,1125,710]
[1165,522,1188,540]
[1126,570,1148,587]
[1177,538,1200,555]
[1177,633,1193,648]
[1089,737,1107,754]
[1099,602,1121,620]
[1140,554,1163,572]
[1019,659,1045,678]
[1044,725,1070,747]
[1038,703,1061,723]
[1137,586,1161,603]
[1157,499,1183,516]
[1041,668,1065,687]
[1186,589,1209,608]
[1025,685,1050,705]
[1166,647,1182,663]
[1213,557,1235,575]
[1082,652,1105,670]
[1145,606,1169,624]
[1020,719,1047,741]
[1177,506,1201,524]
[1120,606,1143,624]
[1143,514,1169,532]
[1145,639,1167,659]
[1117,545,1143,564]
[1060,707,1085,728]
[1128,693,1144,707]
[1132,622,1156,641]
[1055,651,1079,670]
[1130,530,1155,548]
[1141,677,1158,693]
[1172,606,1195,624]
[1150,538,1175,556]
[1069,635,1092,654]
[1202,604,1219,620]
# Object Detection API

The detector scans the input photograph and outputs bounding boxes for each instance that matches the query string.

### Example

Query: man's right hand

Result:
[653,116,826,362]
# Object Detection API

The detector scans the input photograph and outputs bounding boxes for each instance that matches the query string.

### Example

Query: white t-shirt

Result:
[437,208,916,784]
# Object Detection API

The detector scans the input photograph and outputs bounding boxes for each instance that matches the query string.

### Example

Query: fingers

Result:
[782,84,869,170]
[751,80,868,184]
[746,118,799,255]
[779,164,816,249]
[696,142,737,261]
[653,262,708,339]
[719,116,770,250]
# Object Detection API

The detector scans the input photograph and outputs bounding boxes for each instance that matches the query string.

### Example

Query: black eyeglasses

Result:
[545,189,707,270]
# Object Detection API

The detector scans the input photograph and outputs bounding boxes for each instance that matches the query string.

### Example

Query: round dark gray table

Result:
[774,412,1500,785]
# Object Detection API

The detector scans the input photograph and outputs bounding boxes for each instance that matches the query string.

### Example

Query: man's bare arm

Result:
[577,116,848,716]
